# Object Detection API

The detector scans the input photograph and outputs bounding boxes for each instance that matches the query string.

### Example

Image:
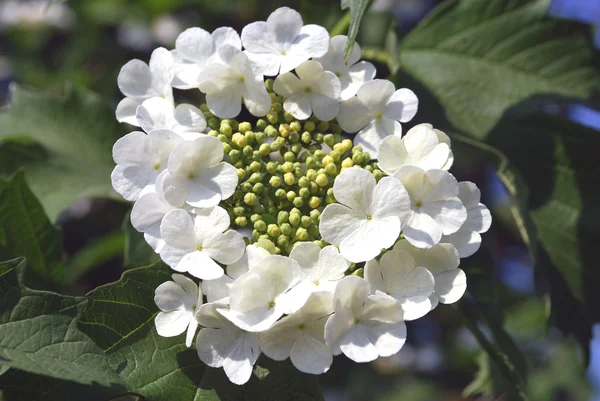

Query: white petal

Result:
[242,79,272,117]
[355,118,402,158]
[310,93,339,121]
[340,216,399,263]
[366,320,407,358]
[333,167,376,214]
[273,71,303,97]
[158,244,188,270]
[421,198,467,235]
[284,24,330,71]
[154,280,186,311]
[339,325,379,363]
[116,98,143,125]
[356,79,394,110]
[289,242,321,271]
[404,211,443,248]
[131,193,171,232]
[186,319,199,347]
[258,318,298,361]
[290,333,332,374]
[184,251,225,280]
[187,163,238,207]
[149,47,175,97]
[206,89,242,119]
[324,311,353,356]
[218,306,278,333]
[318,204,365,249]
[371,176,412,222]
[202,275,234,303]
[118,59,153,98]
[173,104,207,133]
[384,88,418,122]
[159,172,188,208]
[393,240,460,275]
[111,164,153,201]
[222,332,261,385]
[168,135,224,173]
[267,7,303,46]
[155,310,191,337]
[112,131,149,165]
[160,209,197,249]
[314,245,349,282]
[204,230,246,265]
[136,97,175,133]
[421,169,460,202]
[337,97,371,133]
[443,230,482,258]
[212,27,242,49]
[435,268,467,304]
[283,94,312,120]
[464,204,492,233]
[176,27,213,64]
[457,181,480,209]
[343,61,376,100]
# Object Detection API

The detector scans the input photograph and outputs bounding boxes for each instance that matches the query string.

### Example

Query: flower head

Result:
[319,167,411,262]
[313,35,376,100]
[289,242,350,295]
[154,274,202,347]
[136,97,206,139]
[241,7,329,76]
[273,60,341,121]
[337,79,418,158]
[159,207,245,280]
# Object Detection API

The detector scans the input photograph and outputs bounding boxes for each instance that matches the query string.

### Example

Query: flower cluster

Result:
[111,7,491,385]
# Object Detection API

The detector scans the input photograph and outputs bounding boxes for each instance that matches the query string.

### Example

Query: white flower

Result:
[202,244,271,303]
[313,35,376,100]
[378,124,452,176]
[319,167,411,263]
[160,135,238,208]
[159,207,245,280]
[259,292,334,374]
[172,27,241,89]
[441,182,492,258]
[365,249,434,320]
[130,171,180,252]
[324,276,406,363]
[394,167,467,249]
[154,274,202,347]
[273,60,341,121]
[196,300,260,385]
[136,97,206,140]
[241,7,329,76]
[217,255,310,332]
[111,129,183,201]
[394,239,465,308]
[116,47,174,125]
[197,45,271,118]
[336,79,418,158]
[289,242,350,295]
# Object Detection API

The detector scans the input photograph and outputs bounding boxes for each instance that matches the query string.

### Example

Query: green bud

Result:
[304,121,316,133]
[308,196,321,209]
[299,187,310,199]
[351,268,364,278]
[325,162,338,176]
[265,78,274,92]
[293,197,304,208]
[364,165,374,173]
[313,239,326,248]
[284,172,295,186]
[373,169,384,181]
[295,227,309,241]
[231,132,245,148]
[301,215,312,228]
[256,239,276,254]
[317,121,329,132]
[275,188,286,199]
[269,176,281,188]
[229,149,241,163]
[279,124,291,137]
[283,151,296,162]
[277,235,290,247]
[208,117,220,130]
[256,119,268,131]
[264,125,278,138]
[270,140,283,152]
[323,133,335,148]
[286,191,296,201]
[363,152,371,164]
[284,112,294,123]
[289,131,300,143]
[290,121,302,132]
[266,111,279,125]
[330,150,341,163]
[207,129,218,137]
[238,122,252,133]
[315,173,329,187]
[241,182,252,193]
[249,161,261,173]
[308,225,319,238]
[244,192,258,206]
[243,145,254,158]
[277,211,289,224]
[352,152,363,165]
[248,172,262,184]
[220,124,233,137]
[223,143,232,154]
[267,224,281,237]
[302,131,312,143]
[252,229,261,241]
[255,131,266,144]
[233,206,245,216]
[309,182,319,194]
[305,156,317,170]
[291,143,303,154]
[217,133,228,143]
[309,209,320,222]
[234,216,248,226]
[280,161,293,174]
[289,213,301,226]
[280,223,292,236]
[313,132,324,143]
[352,145,363,154]
[272,102,283,113]
[266,161,278,174]
[253,182,264,194]
[306,169,318,181]
[254,219,267,232]
[250,214,262,223]
[313,149,325,161]
[200,103,210,112]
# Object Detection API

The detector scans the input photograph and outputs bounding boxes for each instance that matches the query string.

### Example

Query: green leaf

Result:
[340,0,370,61]
[66,231,125,284]
[400,0,600,138]
[0,258,123,389]
[0,84,125,221]
[78,262,324,401]
[0,172,64,288]
[122,212,160,269]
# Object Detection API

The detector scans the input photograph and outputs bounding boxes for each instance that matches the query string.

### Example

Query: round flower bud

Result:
[301,215,312,228]
[315,173,329,187]
[308,196,321,209]
[284,112,294,123]
[257,143,270,156]
[373,169,384,181]
[229,149,241,163]
[299,187,310,199]
[220,124,233,137]
[289,131,300,143]
[293,197,304,208]
[256,239,276,254]
[244,193,258,206]
[275,188,286,199]
[290,121,302,133]
[238,122,252,134]
[253,182,264,194]
[208,118,220,130]
[323,134,334,148]
[255,131,266,144]
[279,124,291,137]
[233,206,245,216]
[283,172,295,186]
[265,78,274,92]
[267,224,281,238]
[286,191,296,201]
[279,223,292,236]
[304,121,316,133]
[241,182,252,193]
[330,150,341,162]
[313,133,324,143]
[284,152,296,162]
[295,227,309,241]
[317,121,329,132]
[270,141,282,152]
[313,150,325,161]
[302,131,312,143]
[269,176,281,188]
[254,219,267,232]
[272,103,283,113]
[341,139,353,153]
[325,163,338,176]
[207,129,218,137]
[256,119,267,131]
[235,216,248,227]
[250,161,262,172]
[277,235,290,248]
[289,213,301,226]
[309,209,320,222]
[266,161,278,174]
[266,111,278,125]
[248,172,262,184]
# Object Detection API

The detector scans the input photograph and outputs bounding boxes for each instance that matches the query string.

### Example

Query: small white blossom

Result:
[365,249,434,320]
[289,242,350,295]
[273,60,341,121]
[154,274,203,347]
[259,292,334,375]
[136,97,206,139]
[378,124,452,176]
[160,135,238,208]
[172,27,241,89]
[217,255,310,332]
[241,7,329,76]
[202,244,271,303]
[325,276,406,363]
[336,79,418,158]
[394,239,465,308]
[394,167,467,248]
[159,207,245,280]
[198,45,271,118]
[313,35,376,100]
[116,47,175,125]
[442,182,492,258]
[319,168,411,263]
[111,129,183,201]
[196,300,260,385]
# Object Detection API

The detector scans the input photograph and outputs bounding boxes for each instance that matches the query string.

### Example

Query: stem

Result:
[330,12,350,37]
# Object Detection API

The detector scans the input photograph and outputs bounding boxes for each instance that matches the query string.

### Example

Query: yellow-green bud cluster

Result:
[205,82,383,256]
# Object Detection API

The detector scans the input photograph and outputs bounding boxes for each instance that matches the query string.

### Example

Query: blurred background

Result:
[0,0,598,400]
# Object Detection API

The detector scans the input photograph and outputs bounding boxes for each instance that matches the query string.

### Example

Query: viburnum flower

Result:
[217,255,310,332]
[313,35,376,100]
[273,60,341,121]
[259,292,334,374]
[172,27,241,89]
[197,45,271,118]
[136,97,206,139]
[393,167,467,248]
[130,171,180,252]
[116,47,175,125]
[154,274,203,347]
[159,207,245,280]
[319,167,411,263]
[365,249,435,320]
[241,7,329,76]
[378,124,452,176]
[289,242,350,295]
[111,129,183,201]
[196,300,260,385]
[336,79,418,158]
[202,244,271,303]
[159,135,238,208]
[394,239,465,308]
[441,182,492,258]
[325,276,406,363]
